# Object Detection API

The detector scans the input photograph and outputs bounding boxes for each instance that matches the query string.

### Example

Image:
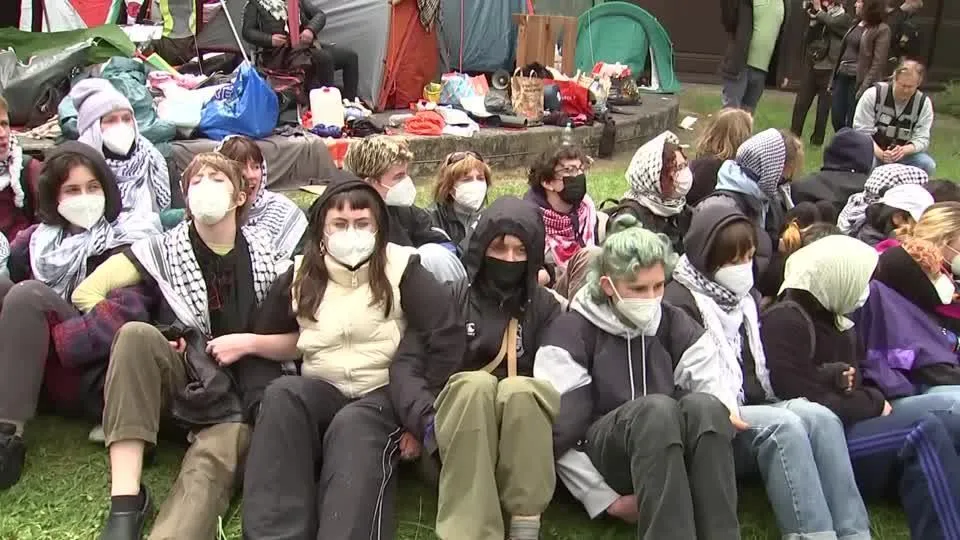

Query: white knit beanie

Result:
[70,78,133,136]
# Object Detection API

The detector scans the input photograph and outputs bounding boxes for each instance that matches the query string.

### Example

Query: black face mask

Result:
[559,173,588,205]
[481,256,527,291]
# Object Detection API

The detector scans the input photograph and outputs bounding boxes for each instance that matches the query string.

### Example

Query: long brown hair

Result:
[293,186,393,320]
[694,108,753,161]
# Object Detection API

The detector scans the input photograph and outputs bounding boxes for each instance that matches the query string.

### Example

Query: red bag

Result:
[553,80,592,117]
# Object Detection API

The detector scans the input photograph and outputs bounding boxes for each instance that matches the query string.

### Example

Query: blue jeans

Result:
[898,151,938,176]
[846,393,960,540]
[831,74,857,133]
[722,67,767,111]
[735,400,870,540]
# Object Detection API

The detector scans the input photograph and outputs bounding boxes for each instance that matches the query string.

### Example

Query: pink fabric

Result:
[875,238,900,253]
[541,196,597,272]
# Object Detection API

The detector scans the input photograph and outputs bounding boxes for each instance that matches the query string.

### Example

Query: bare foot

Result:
[606,495,639,524]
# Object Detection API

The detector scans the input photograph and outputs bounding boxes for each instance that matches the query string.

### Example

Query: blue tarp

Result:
[439,0,527,73]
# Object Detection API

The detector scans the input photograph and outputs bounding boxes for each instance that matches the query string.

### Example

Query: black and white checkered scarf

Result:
[735,128,786,200]
[672,254,741,312]
[624,131,685,217]
[129,221,279,335]
[105,135,171,217]
[0,137,26,208]
[837,164,928,234]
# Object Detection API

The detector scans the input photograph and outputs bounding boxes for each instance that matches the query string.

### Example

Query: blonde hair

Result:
[343,135,414,181]
[780,129,805,180]
[695,108,753,161]
[433,152,493,204]
[181,152,248,223]
[901,237,943,278]
[781,221,841,255]
[896,201,960,247]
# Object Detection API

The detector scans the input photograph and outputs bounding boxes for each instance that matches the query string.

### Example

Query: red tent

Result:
[378,0,439,110]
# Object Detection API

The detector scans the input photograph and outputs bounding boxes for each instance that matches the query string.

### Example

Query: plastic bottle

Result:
[562,121,574,146]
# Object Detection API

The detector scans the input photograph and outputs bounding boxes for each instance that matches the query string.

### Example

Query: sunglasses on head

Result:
[445,151,484,166]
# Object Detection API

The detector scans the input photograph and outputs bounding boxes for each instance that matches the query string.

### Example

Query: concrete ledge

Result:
[396,95,679,177]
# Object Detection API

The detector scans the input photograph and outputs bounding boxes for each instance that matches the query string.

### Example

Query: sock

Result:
[110,491,144,514]
[509,516,541,540]
[0,420,23,437]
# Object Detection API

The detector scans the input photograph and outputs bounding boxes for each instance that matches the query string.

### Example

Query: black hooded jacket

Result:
[242,0,328,50]
[792,128,874,215]
[389,196,561,447]
[664,204,769,405]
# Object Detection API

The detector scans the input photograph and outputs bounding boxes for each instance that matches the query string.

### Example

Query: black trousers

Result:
[309,44,360,100]
[585,393,740,540]
[791,68,833,146]
[242,376,402,540]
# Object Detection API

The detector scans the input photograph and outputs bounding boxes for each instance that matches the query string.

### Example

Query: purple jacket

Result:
[854,280,960,397]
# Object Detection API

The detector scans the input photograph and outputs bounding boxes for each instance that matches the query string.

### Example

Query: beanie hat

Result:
[70,79,133,136]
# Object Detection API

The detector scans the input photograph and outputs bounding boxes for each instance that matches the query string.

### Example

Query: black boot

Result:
[0,422,25,490]
[99,485,153,540]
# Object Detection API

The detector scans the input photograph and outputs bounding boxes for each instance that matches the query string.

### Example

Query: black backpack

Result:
[889,15,920,61]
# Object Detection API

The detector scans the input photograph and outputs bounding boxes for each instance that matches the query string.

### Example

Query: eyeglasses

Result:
[554,166,585,177]
[323,221,378,235]
[445,151,484,166]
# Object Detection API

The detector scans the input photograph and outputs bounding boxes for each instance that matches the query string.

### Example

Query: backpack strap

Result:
[482,319,519,377]
[907,90,925,131]
[873,82,887,119]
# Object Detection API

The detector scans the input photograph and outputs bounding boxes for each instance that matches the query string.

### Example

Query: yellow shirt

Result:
[72,241,234,313]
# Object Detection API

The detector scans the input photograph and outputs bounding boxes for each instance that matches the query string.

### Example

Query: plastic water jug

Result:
[309,87,345,128]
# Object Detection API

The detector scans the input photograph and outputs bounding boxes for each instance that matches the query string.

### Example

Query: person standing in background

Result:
[720,0,787,112]
[830,0,891,131]
[791,0,854,146]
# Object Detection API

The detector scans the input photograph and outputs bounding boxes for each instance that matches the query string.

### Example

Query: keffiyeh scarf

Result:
[256,0,287,21]
[0,137,26,208]
[129,221,279,334]
[837,164,928,234]
[672,255,775,405]
[418,0,441,30]
[624,131,685,217]
[105,136,171,216]
[30,219,124,300]
[735,128,786,199]
[541,195,597,272]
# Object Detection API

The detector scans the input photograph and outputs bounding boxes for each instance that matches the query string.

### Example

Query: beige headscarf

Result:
[779,235,879,331]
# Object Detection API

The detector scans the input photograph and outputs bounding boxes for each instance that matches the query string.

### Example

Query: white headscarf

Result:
[779,235,879,330]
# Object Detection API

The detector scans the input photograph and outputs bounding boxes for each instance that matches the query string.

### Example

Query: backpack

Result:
[889,14,920,62]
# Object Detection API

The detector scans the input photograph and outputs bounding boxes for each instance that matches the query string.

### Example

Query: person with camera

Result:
[791,0,854,146]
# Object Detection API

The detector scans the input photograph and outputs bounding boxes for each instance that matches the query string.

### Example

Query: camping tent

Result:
[574,1,679,93]
[438,0,526,73]
[378,0,439,110]
[19,0,126,31]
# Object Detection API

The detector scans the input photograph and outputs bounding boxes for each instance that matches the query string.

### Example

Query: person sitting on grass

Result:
[0,94,41,241]
[338,135,466,282]
[791,128,875,216]
[761,233,960,540]
[72,153,294,540]
[927,179,960,203]
[241,172,461,540]
[688,108,754,206]
[524,145,601,285]
[70,79,171,233]
[837,162,928,236]
[608,131,692,255]
[535,217,743,539]
[664,204,871,540]
[426,150,492,250]
[391,196,562,540]
[853,183,933,246]
[216,135,307,260]
[0,142,158,491]
[853,59,936,175]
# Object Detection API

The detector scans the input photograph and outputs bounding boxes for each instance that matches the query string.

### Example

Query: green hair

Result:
[587,214,677,302]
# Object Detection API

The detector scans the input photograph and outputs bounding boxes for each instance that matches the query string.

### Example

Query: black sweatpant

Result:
[585,393,740,540]
[791,68,833,146]
[309,44,360,100]
[242,376,402,540]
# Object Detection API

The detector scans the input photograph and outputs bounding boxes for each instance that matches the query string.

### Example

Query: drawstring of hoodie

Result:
[625,334,649,400]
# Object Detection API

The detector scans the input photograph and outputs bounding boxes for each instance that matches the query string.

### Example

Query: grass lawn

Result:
[6,85,958,539]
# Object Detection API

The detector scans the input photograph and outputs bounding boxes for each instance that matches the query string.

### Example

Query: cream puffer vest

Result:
[293,243,417,398]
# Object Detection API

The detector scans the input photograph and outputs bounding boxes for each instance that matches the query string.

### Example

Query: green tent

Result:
[574,1,680,94]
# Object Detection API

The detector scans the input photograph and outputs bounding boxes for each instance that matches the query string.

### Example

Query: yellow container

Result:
[423,83,442,103]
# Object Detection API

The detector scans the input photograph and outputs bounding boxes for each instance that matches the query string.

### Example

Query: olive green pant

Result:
[434,371,560,540]
[103,322,251,540]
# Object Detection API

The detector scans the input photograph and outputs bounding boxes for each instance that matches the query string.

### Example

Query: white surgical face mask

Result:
[934,273,956,305]
[674,167,693,197]
[946,246,960,277]
[853,284,871,310]
[188,179,235,226]
[713,261,754,297]
[101,122,136,156]
[58,193,106,230]
[383,176,417,207]
[325,228,376,268]
[606,277,662,333]
[453,180,487,212]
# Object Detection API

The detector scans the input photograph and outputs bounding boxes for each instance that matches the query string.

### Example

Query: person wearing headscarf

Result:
[837,162,928,235]
[216,135,307,260]
[696,128,804,296]
[854,183,933,246]
[70,79,172,231]
[392,197,562,540]
[665,205,870,540]
[762,234,960,540]
[0,94,41,241]
[610,131,692,255]
[857,202,960,394]
[535,215,742,539]
[0,142,157,491]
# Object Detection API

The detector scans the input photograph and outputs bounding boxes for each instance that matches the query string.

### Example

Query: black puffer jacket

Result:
[242,0,328,50]
[792,128,874,216]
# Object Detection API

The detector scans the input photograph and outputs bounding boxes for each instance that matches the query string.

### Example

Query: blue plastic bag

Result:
[198,62,278,141]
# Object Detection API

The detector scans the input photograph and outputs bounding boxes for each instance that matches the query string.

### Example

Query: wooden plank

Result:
[561,17,578,75]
